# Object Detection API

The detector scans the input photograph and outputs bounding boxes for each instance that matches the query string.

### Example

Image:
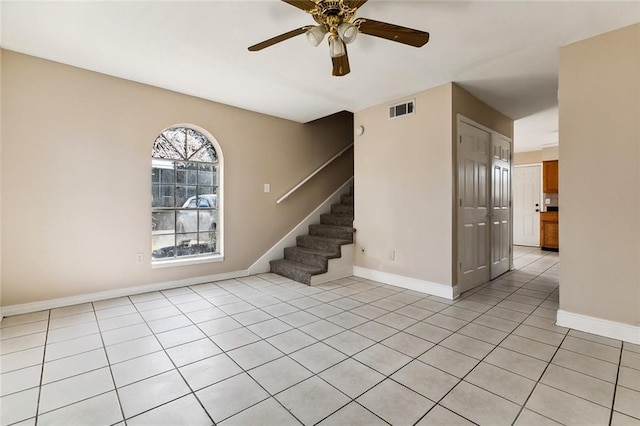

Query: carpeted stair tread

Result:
[320,213,354,226]
[309,224,355,241]
[297,235,351,254]
[270,259,326,284]
[284,246,339,269]
[285,246,341,259]
[331,204,354,215]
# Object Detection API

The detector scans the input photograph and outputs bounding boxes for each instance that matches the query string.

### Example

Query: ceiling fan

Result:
[248,0,430,77]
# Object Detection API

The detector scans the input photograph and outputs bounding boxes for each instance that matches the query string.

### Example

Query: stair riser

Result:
[341,195,354,205]
[309,225,353,241]
[270,260,312,285]
[284,247,329,269]
[331,204,354,215]
[320,214,353,227]
[296,236,342,254]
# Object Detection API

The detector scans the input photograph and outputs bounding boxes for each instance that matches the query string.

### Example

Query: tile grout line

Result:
[410,262,563,425]
[91,301,127,425]
[33,309,52,426]
[608,342,624,425]
[123,289,220,425]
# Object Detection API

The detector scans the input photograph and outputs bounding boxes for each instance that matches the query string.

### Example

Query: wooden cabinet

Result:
[540,212,559,251]
[543,160,559,193]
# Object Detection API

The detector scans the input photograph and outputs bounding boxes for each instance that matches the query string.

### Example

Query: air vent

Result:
[388,100,415,119]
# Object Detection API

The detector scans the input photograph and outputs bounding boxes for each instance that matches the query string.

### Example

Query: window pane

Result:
[176,162,197,185]
[160,168,174,184]
[176,186,196,208]
[152,235,176,259]
[198,209,217,232]
[152,185,174,207]
[191,145,217,163]
[198,186,215,197]
[198,232,216,254]
[152,211,175,234]
[164,128,188,159]
[176,209,198,233]
[176,233,199,257]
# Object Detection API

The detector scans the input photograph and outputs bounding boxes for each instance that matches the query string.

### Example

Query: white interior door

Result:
[458,122,491,292]
[513,165,541,246]
[490,136,511,279]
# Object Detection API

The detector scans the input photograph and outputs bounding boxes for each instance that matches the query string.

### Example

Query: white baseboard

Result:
[353,266,458,300]
[557,309,640,345]
[248,177,354,275]
[1,269,250,318]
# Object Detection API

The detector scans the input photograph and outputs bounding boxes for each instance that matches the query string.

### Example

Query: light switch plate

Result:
[264,183,271,193]
[545,198,551,205]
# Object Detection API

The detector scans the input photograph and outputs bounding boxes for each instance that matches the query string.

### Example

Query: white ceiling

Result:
[2,1,639,152]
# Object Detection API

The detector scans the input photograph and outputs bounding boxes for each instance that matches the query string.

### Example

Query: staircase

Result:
[270,188,354,285]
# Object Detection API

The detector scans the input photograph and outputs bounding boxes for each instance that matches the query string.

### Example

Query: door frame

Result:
[513,163,543,247]
[455,115,513,291]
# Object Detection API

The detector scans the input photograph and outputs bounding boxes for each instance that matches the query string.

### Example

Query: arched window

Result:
[151,126,222,263]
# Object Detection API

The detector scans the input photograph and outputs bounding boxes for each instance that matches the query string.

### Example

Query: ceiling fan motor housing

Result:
[320,1,342,16]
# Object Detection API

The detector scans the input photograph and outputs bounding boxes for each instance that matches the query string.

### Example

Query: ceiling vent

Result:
[388,100,415,119]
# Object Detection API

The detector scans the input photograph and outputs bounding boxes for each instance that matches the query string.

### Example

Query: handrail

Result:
[277,143,354,204]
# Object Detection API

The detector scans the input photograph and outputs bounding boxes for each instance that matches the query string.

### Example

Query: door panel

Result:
[458,122,491,292]
[490,136,511,279]
[513,165,541,246]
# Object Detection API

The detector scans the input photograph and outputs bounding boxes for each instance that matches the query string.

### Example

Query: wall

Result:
[0,43,3,315]
[353,83,512,292]
[354,84,453,287]
[514,150,543,165]
[558,24,639,330]
[514,146,559,165]
[1,50,353,307]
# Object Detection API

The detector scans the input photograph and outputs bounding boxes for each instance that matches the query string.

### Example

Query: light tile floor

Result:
[1,247,639,425]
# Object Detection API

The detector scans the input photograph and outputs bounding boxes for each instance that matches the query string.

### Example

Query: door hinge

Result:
[459,261,462,270]
[459,199,462,207]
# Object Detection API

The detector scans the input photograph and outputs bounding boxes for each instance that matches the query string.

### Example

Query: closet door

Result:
[458,121,491,292]
[490,135,511,279]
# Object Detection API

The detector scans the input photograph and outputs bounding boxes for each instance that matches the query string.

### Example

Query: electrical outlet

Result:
[136,253,144,264]
[389,249,395,261]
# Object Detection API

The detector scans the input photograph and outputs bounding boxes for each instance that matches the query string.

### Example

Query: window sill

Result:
[152,254,224,269]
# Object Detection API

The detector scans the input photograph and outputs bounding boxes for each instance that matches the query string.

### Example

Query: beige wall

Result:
[353,83,512,288]
[559,23,640,326]
[1,50,353,306]
[0,46,3,312]
[354,84,453,285]
[514,150,543,165]
[541,146,559,161]
[452,84,513,140]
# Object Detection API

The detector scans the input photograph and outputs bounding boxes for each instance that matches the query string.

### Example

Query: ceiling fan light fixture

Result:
[329,35,346,58]
[337,22,358,44]
[306,25,327,47]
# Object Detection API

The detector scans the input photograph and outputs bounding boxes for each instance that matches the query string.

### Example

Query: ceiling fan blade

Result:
[344,0,368,10]
[357,18,430,47]
[281,0,318,12]
[332,48,351,77]
[248,27,312,51]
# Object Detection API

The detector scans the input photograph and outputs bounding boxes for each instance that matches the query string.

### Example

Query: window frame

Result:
[151,124,224,268]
